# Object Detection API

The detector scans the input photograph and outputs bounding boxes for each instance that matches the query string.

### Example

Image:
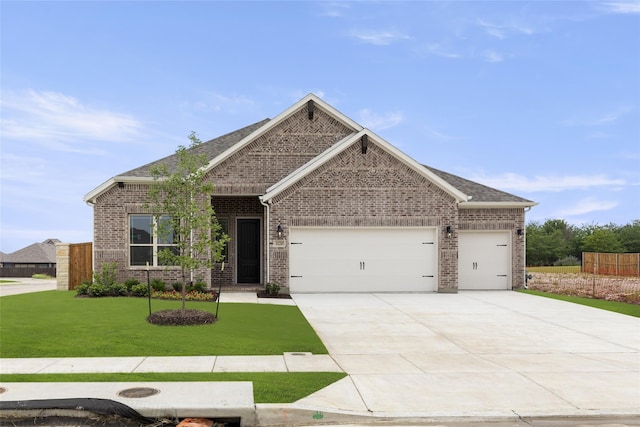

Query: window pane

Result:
[130,216,152,244]
[130,246,152,266]
[157,215,174,244]
[158,246,179,266]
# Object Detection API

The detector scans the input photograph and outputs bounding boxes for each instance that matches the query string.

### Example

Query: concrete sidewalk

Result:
[1,290,639,426]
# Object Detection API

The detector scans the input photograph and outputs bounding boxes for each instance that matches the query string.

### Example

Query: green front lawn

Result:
[0,291,327,357]
[0,372,346,403]
[519,290,640,317]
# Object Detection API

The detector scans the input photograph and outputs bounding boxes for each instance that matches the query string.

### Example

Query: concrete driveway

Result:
[290,291,640,419]
[0,278,56,297]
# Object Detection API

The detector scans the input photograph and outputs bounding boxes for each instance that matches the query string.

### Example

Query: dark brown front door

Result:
[237,219,260,283]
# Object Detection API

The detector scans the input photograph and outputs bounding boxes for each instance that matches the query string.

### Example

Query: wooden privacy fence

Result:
[56,242,93,290]
[582,252,640,277]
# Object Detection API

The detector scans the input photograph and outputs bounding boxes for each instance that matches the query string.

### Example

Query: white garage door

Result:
[289,227,437,293]
[458,231,511,290]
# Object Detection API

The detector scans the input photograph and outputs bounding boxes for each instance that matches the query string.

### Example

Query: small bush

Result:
[150,278,166,292]
[172,282,183,292]
[107,282,128,296]
[32,274,54,280]
[124,278,140,291]
[93,262,117,287]
[554,256,581,266]
[88,283,107,297]
[265,282,281,295]
[192,280,207,293]
[75,281,91,296]
[131,283,149,297]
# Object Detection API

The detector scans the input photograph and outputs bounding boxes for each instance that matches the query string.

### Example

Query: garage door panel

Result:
[289,227,437,293]
[458,232,510,290]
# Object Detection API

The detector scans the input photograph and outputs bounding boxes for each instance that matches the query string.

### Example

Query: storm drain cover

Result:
[117,387,160,398]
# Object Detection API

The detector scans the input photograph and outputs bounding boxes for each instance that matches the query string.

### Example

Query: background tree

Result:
[581,227,625,253]
[148,132,230,311]
[526,219,640,266]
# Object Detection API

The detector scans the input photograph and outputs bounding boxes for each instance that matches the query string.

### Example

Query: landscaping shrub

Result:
[131,283,149,297]
[108,282,128,296]
[266,282,281,295]
[93,262,117,287]
[87,283,107,297]
[150,278,166,292]
[192,280,207,293]
[172,282,183,292]
[124,278,140,291]
[75,281,91,296]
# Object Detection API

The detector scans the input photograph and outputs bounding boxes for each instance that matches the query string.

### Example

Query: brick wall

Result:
[268,140,459,292]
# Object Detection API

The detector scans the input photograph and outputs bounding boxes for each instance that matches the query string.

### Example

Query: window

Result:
[129,215,177,266]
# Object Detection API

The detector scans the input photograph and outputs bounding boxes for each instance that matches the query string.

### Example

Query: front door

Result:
[237,219,261,283]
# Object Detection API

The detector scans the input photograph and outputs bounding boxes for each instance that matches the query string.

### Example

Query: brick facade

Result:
[90,97,528,292]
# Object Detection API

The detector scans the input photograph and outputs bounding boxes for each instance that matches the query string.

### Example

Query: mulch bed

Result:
[147,309,216,326]
[256,292,292,299]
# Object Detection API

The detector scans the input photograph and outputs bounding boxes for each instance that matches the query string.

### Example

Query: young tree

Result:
[147,132,230,311]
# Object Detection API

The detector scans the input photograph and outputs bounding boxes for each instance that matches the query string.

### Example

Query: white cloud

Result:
[422,43,462,59]
[1,90,142,150]
[482,50,504,63]
[349,30,413,46]
[318,2,350,17]
[477,18,536,39]
[599,2,640,14]
[471,172,626,192]
[358,109,404,130]
[557,197,619,216]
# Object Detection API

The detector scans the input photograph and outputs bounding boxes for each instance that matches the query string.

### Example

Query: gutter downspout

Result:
[259,197,270,284]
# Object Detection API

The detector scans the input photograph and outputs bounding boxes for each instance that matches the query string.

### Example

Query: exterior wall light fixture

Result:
[277,224,284,239]
[445,225,452,238]
[517,228,524,239]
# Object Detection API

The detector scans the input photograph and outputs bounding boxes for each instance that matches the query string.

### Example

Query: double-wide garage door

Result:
[289,227,437,293]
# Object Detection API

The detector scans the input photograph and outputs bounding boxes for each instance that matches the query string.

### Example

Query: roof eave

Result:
[458,201,538,209]
[84,176,156,204]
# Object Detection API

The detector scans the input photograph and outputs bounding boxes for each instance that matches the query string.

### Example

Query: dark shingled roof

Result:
[119,119,271,178]
[3,239,59,263]
[425,165,534,204]
[109,115,530,205]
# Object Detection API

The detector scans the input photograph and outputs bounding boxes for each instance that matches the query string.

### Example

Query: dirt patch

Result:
[527,271,640,304]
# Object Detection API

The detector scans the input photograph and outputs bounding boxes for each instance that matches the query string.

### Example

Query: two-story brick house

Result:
[84,94,536,293]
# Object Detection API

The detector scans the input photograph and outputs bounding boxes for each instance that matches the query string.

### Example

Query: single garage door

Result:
[289,227,437,293]
[458,231,511,290]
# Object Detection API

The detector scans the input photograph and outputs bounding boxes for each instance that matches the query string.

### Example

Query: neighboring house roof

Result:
[3,239,59,264]
[84,94,536,208]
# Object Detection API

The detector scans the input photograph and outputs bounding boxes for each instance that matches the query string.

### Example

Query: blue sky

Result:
[1,1,639,253]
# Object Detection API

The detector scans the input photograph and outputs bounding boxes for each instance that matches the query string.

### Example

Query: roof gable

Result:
[260,129,469,204]
[202,94,363,173]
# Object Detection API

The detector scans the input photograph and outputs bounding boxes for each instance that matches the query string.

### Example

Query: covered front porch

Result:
[211,196,267,289]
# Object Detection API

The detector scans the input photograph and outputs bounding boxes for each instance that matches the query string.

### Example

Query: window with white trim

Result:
[129,215,176,266]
